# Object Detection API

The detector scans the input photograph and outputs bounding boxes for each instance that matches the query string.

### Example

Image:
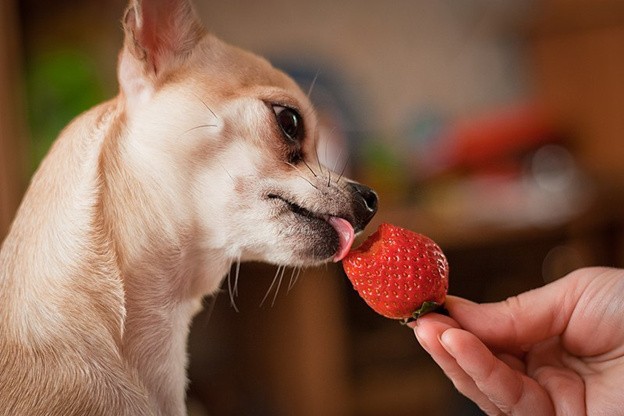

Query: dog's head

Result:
[115,0,377,270]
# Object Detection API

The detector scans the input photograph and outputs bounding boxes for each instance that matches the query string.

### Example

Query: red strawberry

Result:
[342,223,449,322]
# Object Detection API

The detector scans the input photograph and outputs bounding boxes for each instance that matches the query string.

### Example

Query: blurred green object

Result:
[358,139,410,205]
[25,49,106,171]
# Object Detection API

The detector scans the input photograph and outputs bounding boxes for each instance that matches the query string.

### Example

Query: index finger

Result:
[447,267,624,356]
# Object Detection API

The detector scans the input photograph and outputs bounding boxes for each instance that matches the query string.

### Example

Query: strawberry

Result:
[342,223,449,322]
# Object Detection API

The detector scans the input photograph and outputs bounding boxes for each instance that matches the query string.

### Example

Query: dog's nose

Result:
[350,182,378,232]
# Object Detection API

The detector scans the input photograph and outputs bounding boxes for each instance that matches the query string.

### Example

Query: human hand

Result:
[412,267,624,415]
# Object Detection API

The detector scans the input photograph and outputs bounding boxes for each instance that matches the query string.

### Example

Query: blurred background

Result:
[2,0,624,415]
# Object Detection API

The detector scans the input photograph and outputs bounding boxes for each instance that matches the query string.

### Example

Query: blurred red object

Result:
[435,104,557,174]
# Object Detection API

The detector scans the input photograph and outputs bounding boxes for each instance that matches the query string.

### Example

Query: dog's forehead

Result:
[193,35,308,103]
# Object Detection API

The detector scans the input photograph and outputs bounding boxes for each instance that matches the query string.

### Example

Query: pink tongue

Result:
[328,217,355,262]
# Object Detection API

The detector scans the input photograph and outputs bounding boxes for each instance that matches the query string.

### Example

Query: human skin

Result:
[412,267,624,415]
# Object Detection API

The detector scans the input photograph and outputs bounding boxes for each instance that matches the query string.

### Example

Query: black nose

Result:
[350,182,378,232]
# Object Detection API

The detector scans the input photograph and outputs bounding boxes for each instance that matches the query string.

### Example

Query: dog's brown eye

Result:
[273,105,303,142]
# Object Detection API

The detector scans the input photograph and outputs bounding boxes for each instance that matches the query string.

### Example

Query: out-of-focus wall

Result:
[532,0,624,180]
[196,0,534,134]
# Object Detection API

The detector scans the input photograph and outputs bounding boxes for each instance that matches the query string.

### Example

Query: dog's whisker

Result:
[327,147,335,186]
[200,291,220,329]
[233,256,241,297]
[260,265,282,307]
[329,146,347,186]
[285,162,320,190]
[191,92,219,120]
[298,174,320,191]
[184,124,218,134]
[332,148,344,176]
[287,267,297,293]
[202,101,218,120]
[227,266,239,312]
[302,159,319,178]
[322,126,342,187]
[176,124,218,140]
[337,153,351,184]
[307,69,321,99]
[309,119,324,177]
[298,101,324,178]
[218,162,235,182]
[271,266,287,307]
[314,139,325,176]
[287,267,303,293]
[301,101,318,119]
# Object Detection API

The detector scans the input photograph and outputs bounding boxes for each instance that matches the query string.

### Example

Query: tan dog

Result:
[0,1,377,415]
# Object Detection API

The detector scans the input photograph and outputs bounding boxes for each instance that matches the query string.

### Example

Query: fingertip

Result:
[413,314,460,351]
[438,327,460,356]
[406,311,447,330]
[439,327,451,347]
[413,316,441,350]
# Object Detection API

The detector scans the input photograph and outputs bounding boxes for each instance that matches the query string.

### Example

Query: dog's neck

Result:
[1,98,229,415]
[96,99,231,413]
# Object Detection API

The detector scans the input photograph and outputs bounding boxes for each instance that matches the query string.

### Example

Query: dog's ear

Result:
[118,0,205,108]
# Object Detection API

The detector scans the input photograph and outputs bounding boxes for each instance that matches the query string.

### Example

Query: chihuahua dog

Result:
[0,0,377,415]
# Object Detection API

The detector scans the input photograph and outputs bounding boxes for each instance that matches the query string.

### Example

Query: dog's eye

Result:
[273,105,303,142]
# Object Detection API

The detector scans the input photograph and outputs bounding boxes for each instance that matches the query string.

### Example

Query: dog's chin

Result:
[289,216,341,263]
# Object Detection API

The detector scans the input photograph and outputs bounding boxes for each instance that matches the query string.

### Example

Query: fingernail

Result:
[438,330,454,355]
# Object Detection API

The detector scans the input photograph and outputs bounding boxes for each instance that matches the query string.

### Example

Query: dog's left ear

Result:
[118,0,205,109]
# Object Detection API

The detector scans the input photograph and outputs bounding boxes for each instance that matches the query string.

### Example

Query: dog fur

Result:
[0,1,377,415]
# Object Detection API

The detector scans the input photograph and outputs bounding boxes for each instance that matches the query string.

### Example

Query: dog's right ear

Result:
[118,0,205,110]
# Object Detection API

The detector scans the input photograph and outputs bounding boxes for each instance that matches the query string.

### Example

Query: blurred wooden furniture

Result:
[531,0,624,181]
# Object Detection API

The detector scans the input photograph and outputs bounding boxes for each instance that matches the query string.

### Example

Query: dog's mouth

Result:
[267,193,355,262]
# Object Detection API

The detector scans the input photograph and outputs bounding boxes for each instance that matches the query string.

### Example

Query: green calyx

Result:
[400,301,443,325]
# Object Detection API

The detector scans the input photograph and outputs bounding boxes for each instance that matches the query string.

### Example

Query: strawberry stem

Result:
[400,301,442,325]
